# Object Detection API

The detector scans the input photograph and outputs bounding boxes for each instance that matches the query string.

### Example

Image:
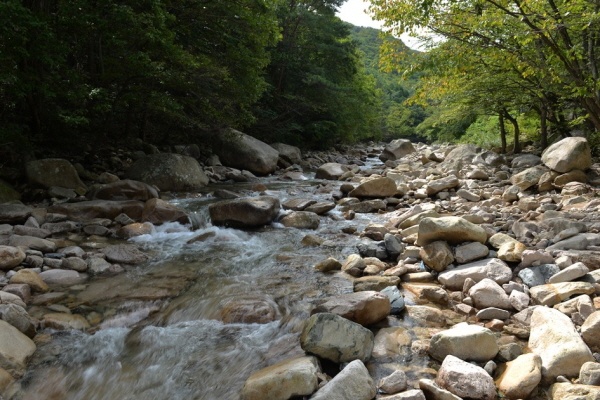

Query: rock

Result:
[141,198,188,225]
[436,355,496,400]
[581,311,600,352]
[509,290,530,311]
[403,283,448,304]
[379,370,408,394]
[497,241,526,262]
[282,198,316,211]
[419,379,462,400]
[0,319,36,376]
[511,165,548,191]
[548,261,589,283]
[468,278,512,310]
[310,360,376,400]
[315,163,348,180]
[550,383,600,400]
[240,356,319,400]
[384,233,404,259]
[61,257,88,272]
[220,297,279,324]
[520,250,554,268]
[417,217,487,246]
[300,313,374,363]
[13,225,50,239]
[42,313,90,330]
[495,353,542,399]
[512,154,542,169]
[9,235,56,253]
[279,211,319,230]
[0,204,32,225]
[541,137,592,173]
[314,257,341,272]
[425,175,459,196]
[2,284,30,303]
[475,307,511,320]
[9,269,48,293]
[271,143,302,165]
[102,244,148,265]
[48,200,144,222]
[349,176,397,198]
[341,254,366,277]
[209,196,280,229]
[429,323,498,362]
[313,291,390,326]
[117,222,154,239]
[528,307,594,381]
[342,199,386,213]
[87,257,113,275]
[380,139,416,161]
[304,201,335,215]
[372,326,412,361]
[39,269,86,287]
[579,361,600,385]
[454,242,489,264]
[554,169,588,187]
[354,276,400,292]
[212,129,279,175]
[518,264,560,287]
[25,158,86,191]
[419,241,454,272]
[125,153,208,191]
[381,286,405,314]
[438,258,512,291]
[456,188,480,202]
[0,304,36,338]
[0,246,25,270]
[405,305,446,327]
[529,282,595,306]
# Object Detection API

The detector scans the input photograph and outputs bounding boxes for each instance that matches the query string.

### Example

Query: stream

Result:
[16,160,446,400]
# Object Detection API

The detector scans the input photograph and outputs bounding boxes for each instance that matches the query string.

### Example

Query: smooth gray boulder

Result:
[26,158,86,192]
[429,323,498,362]
[380,139,416,162]
[213,129,279,175]
[209,196,280,229]
[528,307,594,381]
[438,258,512,291]
[310,360,376,400]
[271,143,302,165]
[126,153,208,191]
[541,137,592,173]
[436,355,496,400]
[300,313,374,363]
[0,319,36,376]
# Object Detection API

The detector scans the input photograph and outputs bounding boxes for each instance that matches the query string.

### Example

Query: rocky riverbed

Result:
[1,134,600,399]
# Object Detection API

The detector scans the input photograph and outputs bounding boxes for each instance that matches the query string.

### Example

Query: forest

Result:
[1,0,599,158]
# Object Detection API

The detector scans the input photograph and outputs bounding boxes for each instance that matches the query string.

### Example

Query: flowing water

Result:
[17,161,442,400]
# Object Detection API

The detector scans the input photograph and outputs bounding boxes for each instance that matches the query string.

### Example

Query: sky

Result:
[336,0,382,30]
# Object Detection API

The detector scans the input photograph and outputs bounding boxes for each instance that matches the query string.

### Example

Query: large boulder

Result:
[468,278,512,310]
[429,323,498,362]
[300,313,374,363]
[141,198,189,225]
[541,137,592,173]
[213,129,279,175]
[0,319,36,376]
[349,176,397,198]
[417,217,487,246]
[438,258,512,290]
[511,165,548,191]
[310,360,376,400]
[529,282,595,306]
[550,383,600,400]
[315,163,348,180]
[88,179,159,201]
[312,291,391,326]
[125,153,208,191]
[209,196,280,229]
[528,307,594,381]
[25,158,86,192]
[240,356,319,400]
[379,139,416,162]
[270,143,302,165]
[48,200,144,222]
[580,311,600,352]
[0,204,32,224]
[436,355,496,400]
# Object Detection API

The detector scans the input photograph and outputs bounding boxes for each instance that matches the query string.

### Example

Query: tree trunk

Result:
[503,109,521,153]
[540,105,548,150]
[498,112,507,154]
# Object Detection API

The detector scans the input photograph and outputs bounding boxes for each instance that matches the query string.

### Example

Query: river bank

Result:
[1,136,600,399]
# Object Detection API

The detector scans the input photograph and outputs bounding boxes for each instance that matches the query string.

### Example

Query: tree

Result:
[369,0,600,143]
